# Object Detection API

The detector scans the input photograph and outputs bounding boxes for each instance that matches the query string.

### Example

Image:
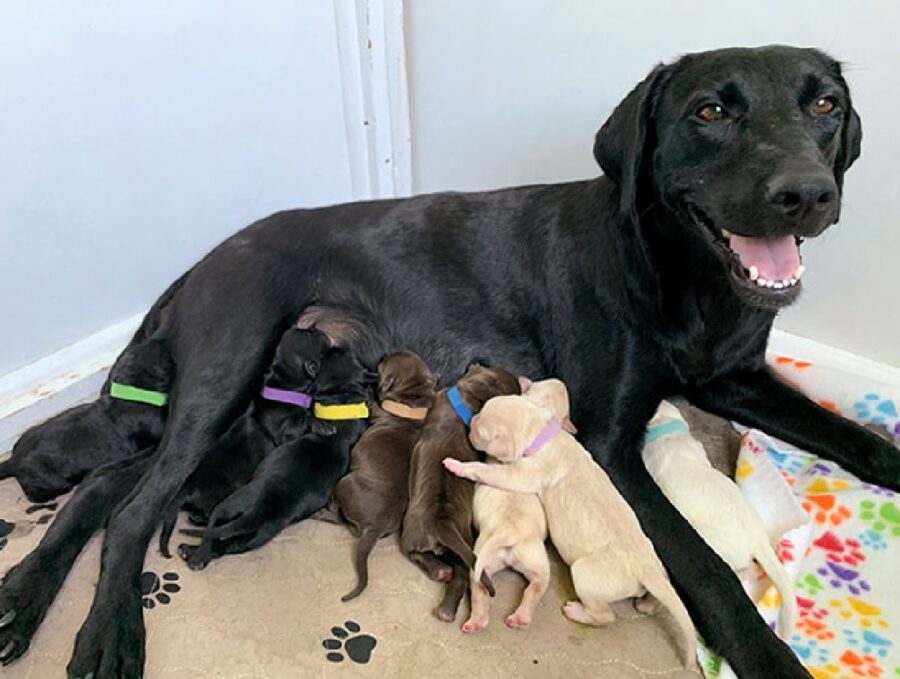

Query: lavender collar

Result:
[260,386,312,409]
[522,418,563,458]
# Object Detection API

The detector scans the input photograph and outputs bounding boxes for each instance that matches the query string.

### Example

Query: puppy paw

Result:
[442,458,472,479]
[461,617,487,634]
[505,611,532,629]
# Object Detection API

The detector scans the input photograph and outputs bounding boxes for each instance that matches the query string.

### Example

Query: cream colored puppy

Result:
[463,377,574,633]
[444,394,695,667]
[642,400,797,637]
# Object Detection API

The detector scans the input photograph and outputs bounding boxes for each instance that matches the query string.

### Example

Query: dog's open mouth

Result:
[686,204,805,305]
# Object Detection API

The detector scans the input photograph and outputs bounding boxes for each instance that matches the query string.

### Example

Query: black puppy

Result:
[0,337,173,503]
[176,345,369,570]
[157,326,331,555]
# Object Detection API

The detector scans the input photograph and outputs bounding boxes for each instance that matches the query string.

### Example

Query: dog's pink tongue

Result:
[729,235,800,280]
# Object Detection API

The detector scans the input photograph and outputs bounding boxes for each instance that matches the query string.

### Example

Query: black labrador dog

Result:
[4,45,897,679]
[176,345,369,569]
[158,325,331,554]
[0,336,174,503]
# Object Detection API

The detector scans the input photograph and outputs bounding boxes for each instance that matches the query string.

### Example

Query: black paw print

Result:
[0,519,13,551]
[323,621,377,664]
[25,502,57,525]
[140,571,181,609]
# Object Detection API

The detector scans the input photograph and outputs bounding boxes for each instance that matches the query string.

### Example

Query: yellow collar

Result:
[313,402,369,420]
[380,400,429,420]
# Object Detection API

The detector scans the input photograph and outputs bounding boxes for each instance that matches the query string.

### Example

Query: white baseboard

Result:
[0,314,143,454]
[1,319,897,455]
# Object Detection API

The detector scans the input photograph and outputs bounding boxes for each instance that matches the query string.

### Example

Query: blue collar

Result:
[643,420,690,445]
[447,385,473,426]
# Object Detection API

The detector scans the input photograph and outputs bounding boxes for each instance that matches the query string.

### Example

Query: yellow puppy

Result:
[445,393,695,667]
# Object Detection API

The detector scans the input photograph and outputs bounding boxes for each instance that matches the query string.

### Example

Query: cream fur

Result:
[642,400,797,638]
[446,393,696,667]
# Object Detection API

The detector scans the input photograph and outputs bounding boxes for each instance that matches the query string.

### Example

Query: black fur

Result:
[176,346,369,570]
[157,326,331,555]
[0,338,174,503]
[2,45,897,679]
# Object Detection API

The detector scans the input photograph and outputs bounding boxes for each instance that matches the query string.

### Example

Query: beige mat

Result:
[0,399,730,678]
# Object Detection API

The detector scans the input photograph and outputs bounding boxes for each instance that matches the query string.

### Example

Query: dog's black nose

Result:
[766,174,837,219]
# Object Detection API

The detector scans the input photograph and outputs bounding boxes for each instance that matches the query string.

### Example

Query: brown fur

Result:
[400,364,520,621]
[331,351,438,601]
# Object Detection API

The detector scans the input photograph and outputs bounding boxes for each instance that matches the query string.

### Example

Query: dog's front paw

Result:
[0,566,61,665]
[67,592,145,679]
[442,458,473,480]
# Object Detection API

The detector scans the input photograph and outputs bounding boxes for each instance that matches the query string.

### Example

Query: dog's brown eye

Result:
[811,97,836,116]
[696,104,727,123]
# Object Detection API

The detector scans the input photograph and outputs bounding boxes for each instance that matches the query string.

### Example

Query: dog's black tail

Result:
[158,492,184,558]
[341,527,380,602]
[0,459,15,481]
[436,520,495,597]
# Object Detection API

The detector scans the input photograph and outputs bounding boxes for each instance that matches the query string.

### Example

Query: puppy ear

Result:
[594,64,671,218]
[485,433,512,459]
[835,106,862,188]
[517,375,534,393]
[561,416,578,435]
[304,360,320,379]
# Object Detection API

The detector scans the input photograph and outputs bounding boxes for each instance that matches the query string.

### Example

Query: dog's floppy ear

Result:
[485,433,512,459]
[517,375,533,393]
[834,106,862,188]
[594,64,670,218]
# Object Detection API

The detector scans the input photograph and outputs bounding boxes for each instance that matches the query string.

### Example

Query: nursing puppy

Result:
[401,364,519,621]
[642,400,797,637]
[332,351,437,601]
[462,377,576,633]
[446,395,696,667]
[0,337,173,503]
[158,326,331,555]
[177,345,369,570]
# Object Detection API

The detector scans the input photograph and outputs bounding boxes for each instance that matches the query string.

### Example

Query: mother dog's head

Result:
[595,45,862,310]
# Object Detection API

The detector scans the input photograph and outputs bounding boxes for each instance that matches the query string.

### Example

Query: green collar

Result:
[109,382,169,407]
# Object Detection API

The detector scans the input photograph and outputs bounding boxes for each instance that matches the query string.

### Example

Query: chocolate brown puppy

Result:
[401,364,519,621]
[332,351,437,601]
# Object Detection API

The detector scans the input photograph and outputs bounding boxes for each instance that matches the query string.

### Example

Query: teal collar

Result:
[643,420,690,445]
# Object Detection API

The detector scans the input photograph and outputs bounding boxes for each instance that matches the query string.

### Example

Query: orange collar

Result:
[380,400,429,420]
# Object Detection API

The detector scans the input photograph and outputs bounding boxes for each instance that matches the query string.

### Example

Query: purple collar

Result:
[260,386,312,409]
[522,418,562,458]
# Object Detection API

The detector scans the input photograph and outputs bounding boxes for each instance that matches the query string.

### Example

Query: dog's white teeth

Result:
[721,229,733,238]
[789,277,797,286]
[756,277,767,287]
[748,265,759,281]
[773,281,784,289]
[794,264,806,280]
[765,279,775,288]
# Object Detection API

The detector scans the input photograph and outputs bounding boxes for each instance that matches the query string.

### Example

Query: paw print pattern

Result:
[778,537,797,564]
[858,529,888,552]
[802,494,853,527]
[25,502,57,525]
[789,635,831,666]
[797,574,827,597]
[766,448,806,476]
[828,597,891,631]
[839,649,886,678]
[813,532,866,567]
[0,519,14,551]
[862,484,896,499]
[140,571,181,609]
[796,596,834,640]
[323,621,376,664]
[816,561,871,596]
[842,628,893,660]
[853,393,898,428]
[859,500,900,538]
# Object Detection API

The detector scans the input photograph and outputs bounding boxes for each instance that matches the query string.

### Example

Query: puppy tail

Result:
[158,494,182,558]
[437,521,496,597]
[642,569,697,668]
[753,543,798,639]
[341,528,379,602]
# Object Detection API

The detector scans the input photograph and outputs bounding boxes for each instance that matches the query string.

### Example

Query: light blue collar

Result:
[644,420,690,445]
[447,385,473,426]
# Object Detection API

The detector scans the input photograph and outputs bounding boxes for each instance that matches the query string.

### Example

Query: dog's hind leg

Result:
[409,551,454,582]
[563,557,619,626]
[433,560,468,622]
[506,539,550,629]
[0,449,153,666]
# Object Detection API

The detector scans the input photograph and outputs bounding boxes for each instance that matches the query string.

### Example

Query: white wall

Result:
[406,1,900,367]
[0,1,355,375]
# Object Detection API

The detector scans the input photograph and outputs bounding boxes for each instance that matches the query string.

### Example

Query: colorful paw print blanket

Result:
[698,354,900,679]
